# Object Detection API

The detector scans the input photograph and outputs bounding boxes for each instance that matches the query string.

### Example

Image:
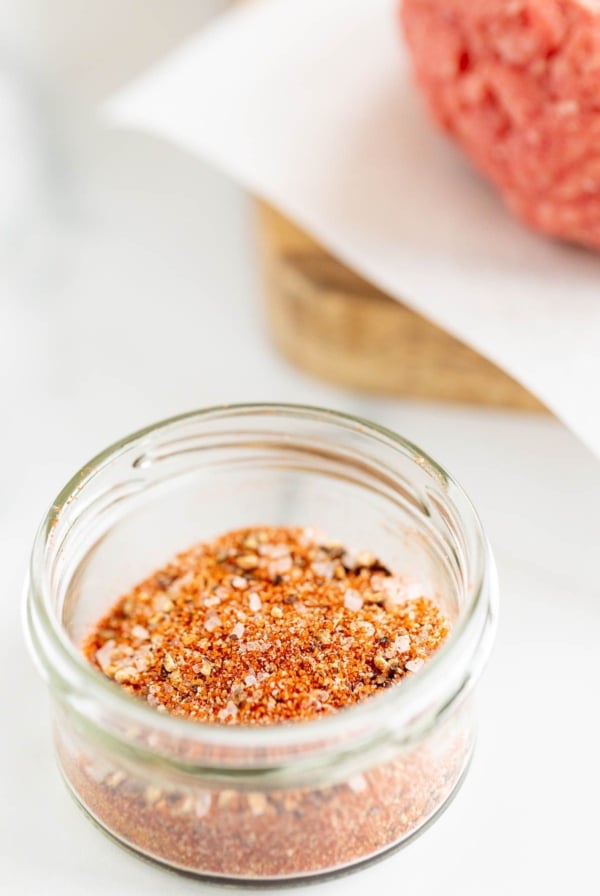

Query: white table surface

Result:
[2,123,600,895]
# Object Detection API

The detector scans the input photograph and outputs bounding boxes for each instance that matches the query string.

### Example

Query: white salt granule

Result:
[405,658,424,673]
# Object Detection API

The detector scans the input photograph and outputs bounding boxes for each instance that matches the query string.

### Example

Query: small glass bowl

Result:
[25,404,497,884]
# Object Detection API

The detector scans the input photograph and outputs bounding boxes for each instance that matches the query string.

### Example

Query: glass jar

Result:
[25,404,497,884]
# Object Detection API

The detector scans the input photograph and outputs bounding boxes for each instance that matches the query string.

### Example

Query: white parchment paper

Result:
[108,0,600,456]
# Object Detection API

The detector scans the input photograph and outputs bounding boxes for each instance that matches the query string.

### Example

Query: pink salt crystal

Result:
[311,560,335,580]
[195,791,212,818]
[218,701,239,722]
[392,634,411,654]
[95,640,115,673]
[343,589,363,612]
[248,592,262,612]
[348,774,368,794]
[204,613,221,632]
[269,555,292,577]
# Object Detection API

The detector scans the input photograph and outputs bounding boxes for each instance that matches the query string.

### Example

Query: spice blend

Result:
[66,526,467,880]
[60,720,467,880]
[83,526,450,723]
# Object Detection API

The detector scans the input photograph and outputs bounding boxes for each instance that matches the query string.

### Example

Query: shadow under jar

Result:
[25,404,497,884]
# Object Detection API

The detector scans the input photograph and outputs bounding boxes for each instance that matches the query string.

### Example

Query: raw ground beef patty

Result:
[401,0,600,251]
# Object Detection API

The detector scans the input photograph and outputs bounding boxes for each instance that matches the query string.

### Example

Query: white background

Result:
[2,4,600,893]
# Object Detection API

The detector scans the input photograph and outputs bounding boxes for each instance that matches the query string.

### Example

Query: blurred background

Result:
[3,1,226,101]
[2,3,600,894]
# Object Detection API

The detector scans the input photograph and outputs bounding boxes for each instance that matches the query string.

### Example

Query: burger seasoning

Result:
[66,527,466,879]
[83,526,450,722]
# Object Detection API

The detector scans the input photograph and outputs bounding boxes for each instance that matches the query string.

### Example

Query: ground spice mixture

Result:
[65,526,467,880]
[82,526,450,724]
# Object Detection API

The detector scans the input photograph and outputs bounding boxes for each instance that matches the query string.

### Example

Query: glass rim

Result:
[25,402,498,756]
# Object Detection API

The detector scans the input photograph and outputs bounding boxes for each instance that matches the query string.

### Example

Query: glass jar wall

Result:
[26,404,497,883]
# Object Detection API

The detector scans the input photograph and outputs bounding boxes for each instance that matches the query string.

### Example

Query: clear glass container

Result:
[25,404,497,884]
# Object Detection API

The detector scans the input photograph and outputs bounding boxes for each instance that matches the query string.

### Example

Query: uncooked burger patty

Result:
[401,0,600,251]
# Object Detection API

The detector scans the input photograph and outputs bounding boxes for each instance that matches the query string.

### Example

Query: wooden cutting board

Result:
[257,203,545,411]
